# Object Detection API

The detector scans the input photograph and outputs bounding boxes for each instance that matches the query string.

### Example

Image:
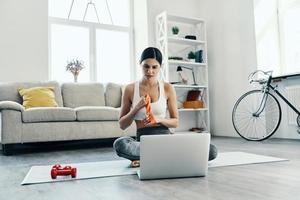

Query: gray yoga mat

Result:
[21,152,288,185]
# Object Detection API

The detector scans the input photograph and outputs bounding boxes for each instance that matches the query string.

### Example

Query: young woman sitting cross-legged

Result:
[113,47,218,167]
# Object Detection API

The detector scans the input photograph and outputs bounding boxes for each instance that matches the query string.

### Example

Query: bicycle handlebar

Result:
[248,70,273,85]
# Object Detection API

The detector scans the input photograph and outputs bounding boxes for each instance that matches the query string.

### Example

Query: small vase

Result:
[73,74,78,83]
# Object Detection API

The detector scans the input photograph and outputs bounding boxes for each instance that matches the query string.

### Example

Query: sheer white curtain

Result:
[254,0,300,76]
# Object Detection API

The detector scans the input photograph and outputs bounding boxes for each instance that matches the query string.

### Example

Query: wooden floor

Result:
[0,136,299,200]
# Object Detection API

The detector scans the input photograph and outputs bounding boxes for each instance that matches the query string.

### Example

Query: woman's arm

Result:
[119,84,146,130]
[156,83,178,128]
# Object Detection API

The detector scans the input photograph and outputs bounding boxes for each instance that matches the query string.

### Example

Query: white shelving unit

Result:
[156,11,210,133]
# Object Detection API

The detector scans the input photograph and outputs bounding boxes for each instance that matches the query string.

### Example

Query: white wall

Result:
[0,0,48,82]
[133,0,149,80]
[195,0,258,137]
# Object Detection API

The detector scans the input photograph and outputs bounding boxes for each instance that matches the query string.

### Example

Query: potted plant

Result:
[66,59,85,82]
[187,51,196,62]
[171,26,179,36]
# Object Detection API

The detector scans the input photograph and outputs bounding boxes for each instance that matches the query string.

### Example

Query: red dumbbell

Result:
[51,164,77,179]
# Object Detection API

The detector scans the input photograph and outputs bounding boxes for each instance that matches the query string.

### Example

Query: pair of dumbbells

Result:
[51,164,77,179]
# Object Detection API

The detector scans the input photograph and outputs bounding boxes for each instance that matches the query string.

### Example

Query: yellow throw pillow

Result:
[18,87,58,109]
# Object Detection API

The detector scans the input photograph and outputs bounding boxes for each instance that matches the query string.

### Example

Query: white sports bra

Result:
[132,81,167,120]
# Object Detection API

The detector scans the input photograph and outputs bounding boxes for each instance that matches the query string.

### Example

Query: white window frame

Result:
[277,0,300,75]
[48,0,135,83]
[254,0,300,76]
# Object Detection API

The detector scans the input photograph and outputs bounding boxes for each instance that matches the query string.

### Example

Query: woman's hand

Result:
[143,94,158,126]
[133,96,147,111]
[143,113,158,126]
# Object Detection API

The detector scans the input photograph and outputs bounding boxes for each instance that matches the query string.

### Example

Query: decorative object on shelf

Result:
[187,51,196,62]
[168,56,183,60]
[183,90,204,109]
[183,100,204,109]
[170,81,182,84]
[176,67,188,84]
[171,26,179,36]
[186,90,201,101]
[195,50,203,63]
[66,59,85,83]
[189,127,205,133]
[177,66,196,85]
[185,35,197,40]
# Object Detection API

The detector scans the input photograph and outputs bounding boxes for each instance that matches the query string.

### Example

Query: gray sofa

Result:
[0,81,136,155]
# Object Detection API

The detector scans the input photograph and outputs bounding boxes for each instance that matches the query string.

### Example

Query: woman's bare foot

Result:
[131,160,140,168]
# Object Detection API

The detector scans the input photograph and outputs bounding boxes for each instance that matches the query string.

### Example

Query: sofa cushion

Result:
[22,107,76,123]
[18,87,58,109]
[62,83,105,108]
[105,83,123,108]
[75,106,120,121]
[0,81,63,106]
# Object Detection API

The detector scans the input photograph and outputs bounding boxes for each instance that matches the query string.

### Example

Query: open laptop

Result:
[137,133,210,180]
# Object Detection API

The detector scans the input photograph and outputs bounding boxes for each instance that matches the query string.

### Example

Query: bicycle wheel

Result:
[232,90,281,141]
[297,115,300,127]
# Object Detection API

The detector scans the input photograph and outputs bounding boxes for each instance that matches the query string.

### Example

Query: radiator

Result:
[286,86,300,125]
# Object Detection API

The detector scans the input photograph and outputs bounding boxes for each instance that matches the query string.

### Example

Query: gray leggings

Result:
[113,125,218,161]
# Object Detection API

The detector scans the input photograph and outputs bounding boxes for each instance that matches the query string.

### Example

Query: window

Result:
[96,29,131,83]
[254,0,300,76]
[50,24,90,82]
[49,0,133,83]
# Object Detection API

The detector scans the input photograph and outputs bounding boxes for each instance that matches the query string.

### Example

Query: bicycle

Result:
[232,70,300,141]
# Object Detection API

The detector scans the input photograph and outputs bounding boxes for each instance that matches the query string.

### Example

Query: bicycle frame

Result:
[253,75,300,117]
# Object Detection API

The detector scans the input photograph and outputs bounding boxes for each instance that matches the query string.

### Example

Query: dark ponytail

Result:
[139,47,162,65]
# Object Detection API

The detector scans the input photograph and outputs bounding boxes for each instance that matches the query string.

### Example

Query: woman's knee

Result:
[209,144,218,161]
[113,136,140,160]
[113,136,132,152]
